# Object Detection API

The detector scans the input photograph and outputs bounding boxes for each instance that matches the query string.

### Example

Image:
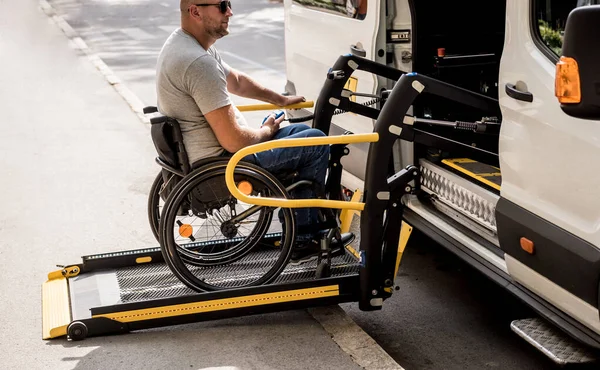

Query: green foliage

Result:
[538,19,563,55]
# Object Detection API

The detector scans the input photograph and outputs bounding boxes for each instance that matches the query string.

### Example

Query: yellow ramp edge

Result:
[42,277,71,339]
[95,285,340,323]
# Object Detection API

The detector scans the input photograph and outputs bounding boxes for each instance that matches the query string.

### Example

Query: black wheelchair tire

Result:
[147,171,163,242]
[159,159,296,292]
[164,167,274,266]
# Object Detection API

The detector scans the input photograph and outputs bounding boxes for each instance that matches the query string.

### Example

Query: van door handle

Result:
[505,83,533,102]
[350,44,366,57]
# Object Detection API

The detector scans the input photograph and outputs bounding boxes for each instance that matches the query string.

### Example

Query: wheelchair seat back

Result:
[149,113,191,176]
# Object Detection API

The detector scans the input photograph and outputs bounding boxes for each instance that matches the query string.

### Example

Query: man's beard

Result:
[207,23,229,39]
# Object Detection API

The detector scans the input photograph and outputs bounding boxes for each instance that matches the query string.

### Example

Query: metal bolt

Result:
[405,186,411,192]
[384,279,393,287]
[371,289,378,295]
[73,268,79,273]
[413,171,418,176]
[333,163,337,167]
[392,203,397,207]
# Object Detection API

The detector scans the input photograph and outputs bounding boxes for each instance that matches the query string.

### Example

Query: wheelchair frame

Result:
[145,108,354,290]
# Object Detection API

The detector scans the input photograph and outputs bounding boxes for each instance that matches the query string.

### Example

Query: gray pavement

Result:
[0,1,384,369]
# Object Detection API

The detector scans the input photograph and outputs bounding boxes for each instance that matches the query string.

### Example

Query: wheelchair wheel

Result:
[147,171,164,242]
[159,159,295,291]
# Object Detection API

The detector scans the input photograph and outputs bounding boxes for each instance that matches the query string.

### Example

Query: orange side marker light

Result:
[520,237,535,254]
[555,56,581,104]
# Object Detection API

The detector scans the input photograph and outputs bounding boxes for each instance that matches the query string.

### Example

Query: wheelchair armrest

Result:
[155,157,185,177]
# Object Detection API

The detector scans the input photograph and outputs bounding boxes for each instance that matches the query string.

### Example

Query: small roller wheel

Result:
[67,321,88,341]
[315,261,331,279]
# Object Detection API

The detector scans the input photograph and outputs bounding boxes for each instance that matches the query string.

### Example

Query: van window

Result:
[292,0,367,20]
[533,0,600,57]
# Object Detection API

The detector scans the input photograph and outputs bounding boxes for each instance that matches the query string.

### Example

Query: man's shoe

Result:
[289,232,355,266]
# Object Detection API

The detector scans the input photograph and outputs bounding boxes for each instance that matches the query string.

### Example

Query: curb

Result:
[39,0,149,124]
[309,306,405,370]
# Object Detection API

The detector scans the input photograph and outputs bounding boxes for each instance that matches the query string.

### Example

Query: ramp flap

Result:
[42,276,71,339]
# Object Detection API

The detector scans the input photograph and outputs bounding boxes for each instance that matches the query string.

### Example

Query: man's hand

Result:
[261,111,285,138]
[278,95,306,107]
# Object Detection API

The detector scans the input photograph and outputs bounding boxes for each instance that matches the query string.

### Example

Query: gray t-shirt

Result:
[156,28,247,163]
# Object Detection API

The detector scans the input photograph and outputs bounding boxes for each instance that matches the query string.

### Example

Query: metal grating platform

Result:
[115,250,359,303]
[511,318,598,365]
[419,159,499,232]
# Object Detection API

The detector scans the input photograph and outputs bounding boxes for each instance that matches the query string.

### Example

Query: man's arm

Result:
[184,56,284,153]
[226,68,305,106]
[204,104,282,153]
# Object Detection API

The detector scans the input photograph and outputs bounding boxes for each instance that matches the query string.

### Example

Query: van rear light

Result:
[555,56,581,104]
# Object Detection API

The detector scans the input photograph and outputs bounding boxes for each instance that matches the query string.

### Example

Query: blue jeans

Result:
[243,124,330,242]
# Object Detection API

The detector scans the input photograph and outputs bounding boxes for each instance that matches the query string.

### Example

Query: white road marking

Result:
[219,50,285,78]
[257,31,282,40]
[120,27,154,40]
[159,25,178,33]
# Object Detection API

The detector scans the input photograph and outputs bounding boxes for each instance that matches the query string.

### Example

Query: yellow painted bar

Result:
[225,133,379,210]
[394,221,413,278]
[340,189,362,233]
[441,159,501,191]
[236,101,314,112]
[94,285,340,323]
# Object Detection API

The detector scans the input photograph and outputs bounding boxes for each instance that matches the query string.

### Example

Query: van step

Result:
[510,318,598,365]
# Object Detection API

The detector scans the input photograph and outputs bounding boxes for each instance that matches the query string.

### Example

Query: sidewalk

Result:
[0,1,401,369]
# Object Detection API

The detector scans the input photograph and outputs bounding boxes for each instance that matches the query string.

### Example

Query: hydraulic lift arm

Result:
[311,55,501,310]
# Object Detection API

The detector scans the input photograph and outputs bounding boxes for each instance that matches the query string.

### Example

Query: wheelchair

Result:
[144,106,354,292]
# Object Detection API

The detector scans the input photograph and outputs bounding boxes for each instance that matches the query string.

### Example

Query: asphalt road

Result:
[47,0,286,125]
[43,0,597,369]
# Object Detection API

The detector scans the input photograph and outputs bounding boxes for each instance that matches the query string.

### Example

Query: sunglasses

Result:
[195,1,232,14]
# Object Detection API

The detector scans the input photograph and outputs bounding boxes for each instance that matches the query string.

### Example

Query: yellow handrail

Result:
[225,133,379,211]
[236,101,314,112]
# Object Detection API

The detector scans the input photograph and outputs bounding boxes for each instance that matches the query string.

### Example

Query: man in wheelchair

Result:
[154,0,347,264]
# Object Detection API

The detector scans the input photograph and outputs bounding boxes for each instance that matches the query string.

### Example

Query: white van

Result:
[283,0,600,363]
